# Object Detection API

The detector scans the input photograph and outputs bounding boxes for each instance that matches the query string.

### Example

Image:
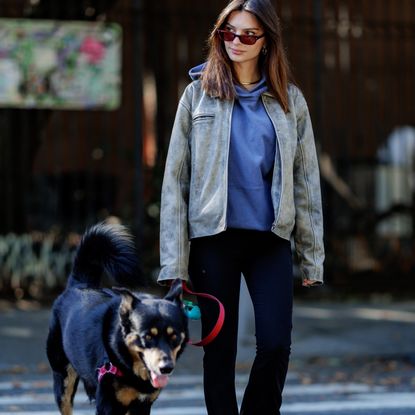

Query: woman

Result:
[158,0,324,413]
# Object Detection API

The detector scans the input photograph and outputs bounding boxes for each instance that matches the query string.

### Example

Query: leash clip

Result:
[183,300,201,320]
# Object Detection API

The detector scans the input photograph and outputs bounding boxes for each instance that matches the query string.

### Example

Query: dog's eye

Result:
[166,326,176,338]
[145,334,152,341]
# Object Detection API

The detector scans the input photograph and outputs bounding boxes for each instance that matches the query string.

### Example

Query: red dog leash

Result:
[182,281,225,347]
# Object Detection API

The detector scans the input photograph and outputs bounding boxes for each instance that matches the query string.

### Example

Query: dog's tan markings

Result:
[171,345,183,361]
[170,334,186,361]
[60,364,78,415]
[133,359,150,381]
[142,390,161,402]
[132,354,148,379]
[126,346,149,381]
[150,327,158,336]
[168,327,178,341]
[143,348,168,368]
[137,390,160,403]
[116,386,139,406]
[115,386,160,406]
[126,332,138,347]
[124,335,151,381]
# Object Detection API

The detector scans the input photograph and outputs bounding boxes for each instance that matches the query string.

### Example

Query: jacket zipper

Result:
[261,95,283,231]
[223,99,235,231]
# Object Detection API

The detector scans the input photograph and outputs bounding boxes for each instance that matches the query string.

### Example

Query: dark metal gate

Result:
[0,0,414,297]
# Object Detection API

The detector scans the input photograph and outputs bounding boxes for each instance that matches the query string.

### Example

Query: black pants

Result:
[189,229,293,415]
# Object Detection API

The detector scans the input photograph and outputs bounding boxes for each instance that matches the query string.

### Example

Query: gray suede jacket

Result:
[158,80,324,285]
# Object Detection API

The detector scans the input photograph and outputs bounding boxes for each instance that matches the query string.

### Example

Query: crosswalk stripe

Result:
[283,394,415,413]
[0,412,94,415]
[0,381,385,401]
[0,394,56,405]
[1,375,414,414]
[2,389,414,406]
[0,376,386,399]
[0,381,51,391]
[0,411,208,415]
[3,394,415,414]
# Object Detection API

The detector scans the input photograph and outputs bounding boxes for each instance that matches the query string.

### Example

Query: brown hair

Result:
[201,0,292,112]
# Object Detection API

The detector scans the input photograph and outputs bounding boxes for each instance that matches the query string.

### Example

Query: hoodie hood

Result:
[189,63,206,81]
[188,63,268,98]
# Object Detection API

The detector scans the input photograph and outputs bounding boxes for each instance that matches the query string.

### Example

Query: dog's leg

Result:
[58,364,79,415]
[83,379,97,401]
[95,381,128,415]
[49,364,79,415]
[47,320,80,414]
[128,400,152,415]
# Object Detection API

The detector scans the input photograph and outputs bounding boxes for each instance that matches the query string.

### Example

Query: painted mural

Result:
[0,18,122,110]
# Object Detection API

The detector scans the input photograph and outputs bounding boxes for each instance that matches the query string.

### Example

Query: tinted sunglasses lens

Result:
[239,35,257,45]
[219,30,258,45]
[219,31,235,42]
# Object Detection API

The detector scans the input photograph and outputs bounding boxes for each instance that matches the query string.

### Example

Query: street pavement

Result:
[1,296,415,414]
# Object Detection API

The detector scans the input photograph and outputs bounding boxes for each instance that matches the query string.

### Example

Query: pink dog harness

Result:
[97,362,123,383]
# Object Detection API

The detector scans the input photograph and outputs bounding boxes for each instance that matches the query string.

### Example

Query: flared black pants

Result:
[189,229,293,415]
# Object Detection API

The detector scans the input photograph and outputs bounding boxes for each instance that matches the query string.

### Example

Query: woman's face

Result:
[223,10,266,67]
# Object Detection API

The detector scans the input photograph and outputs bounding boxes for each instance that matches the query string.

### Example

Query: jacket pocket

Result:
[192,113,215,124]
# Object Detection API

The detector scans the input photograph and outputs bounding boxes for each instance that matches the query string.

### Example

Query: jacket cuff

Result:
[157,266,189,285]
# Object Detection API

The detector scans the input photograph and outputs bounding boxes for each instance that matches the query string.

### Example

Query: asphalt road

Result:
[1,298,415,414]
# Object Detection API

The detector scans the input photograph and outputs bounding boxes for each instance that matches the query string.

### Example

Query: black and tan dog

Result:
[46,223,188,415]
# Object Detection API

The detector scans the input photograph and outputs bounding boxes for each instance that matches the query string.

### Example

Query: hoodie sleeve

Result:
[158,86,193,284]
[292,90,325,284]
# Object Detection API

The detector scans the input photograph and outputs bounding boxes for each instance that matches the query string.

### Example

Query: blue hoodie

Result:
[189,64,276,231]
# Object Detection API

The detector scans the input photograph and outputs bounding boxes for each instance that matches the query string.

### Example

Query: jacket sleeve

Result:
[293,91,325,284]
[158,89,192,284]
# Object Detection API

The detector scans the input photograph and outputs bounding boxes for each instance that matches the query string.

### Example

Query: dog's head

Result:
[115,279,189,389]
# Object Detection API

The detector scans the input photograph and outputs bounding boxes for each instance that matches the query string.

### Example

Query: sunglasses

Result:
[217,29,265,46]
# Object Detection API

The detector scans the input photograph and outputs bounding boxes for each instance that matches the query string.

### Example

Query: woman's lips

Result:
[229,48,244,55]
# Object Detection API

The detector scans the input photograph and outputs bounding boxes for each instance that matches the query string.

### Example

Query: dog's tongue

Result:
[150,372,169,389]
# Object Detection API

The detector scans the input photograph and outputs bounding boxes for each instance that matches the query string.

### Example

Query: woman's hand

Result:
[302,279,320,288]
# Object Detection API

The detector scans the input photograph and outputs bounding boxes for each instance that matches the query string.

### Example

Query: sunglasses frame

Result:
[217,29,265,46]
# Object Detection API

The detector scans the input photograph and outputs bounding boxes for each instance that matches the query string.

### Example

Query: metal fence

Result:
[0,0,414,297]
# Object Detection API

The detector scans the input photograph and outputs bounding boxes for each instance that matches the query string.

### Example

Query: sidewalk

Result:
[1,296,414,374]
[290,300,415,359]
[235,279,415,367]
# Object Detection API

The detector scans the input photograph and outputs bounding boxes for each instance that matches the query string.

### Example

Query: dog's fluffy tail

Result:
[68,223,139,289]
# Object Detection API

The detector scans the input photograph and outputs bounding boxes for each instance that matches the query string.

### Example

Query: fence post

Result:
[313,0,324,147]
[132,0,145,260]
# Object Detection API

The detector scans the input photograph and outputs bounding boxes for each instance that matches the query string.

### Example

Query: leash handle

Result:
[182,281,225,347]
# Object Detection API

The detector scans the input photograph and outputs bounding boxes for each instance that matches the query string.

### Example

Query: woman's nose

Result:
[232,34,242,44]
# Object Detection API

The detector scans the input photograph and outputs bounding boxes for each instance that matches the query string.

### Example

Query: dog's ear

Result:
[164,278,183,304]
[113,287,140,336]
[113,287,139,316]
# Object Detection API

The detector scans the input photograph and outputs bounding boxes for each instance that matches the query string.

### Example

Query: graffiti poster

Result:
[0,19,122,110]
